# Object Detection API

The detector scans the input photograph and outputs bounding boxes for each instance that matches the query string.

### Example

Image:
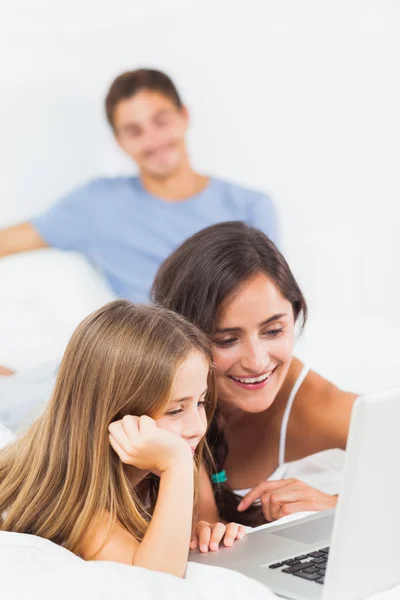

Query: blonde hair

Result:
[0,300,215,556]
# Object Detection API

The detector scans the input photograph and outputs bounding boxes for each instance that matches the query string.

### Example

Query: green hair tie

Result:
[211,470,227,484]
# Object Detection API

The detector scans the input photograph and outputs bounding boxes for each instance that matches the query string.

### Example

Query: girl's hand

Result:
[190,521,246,553]
[237,478,337,522]
[109,415,191,474]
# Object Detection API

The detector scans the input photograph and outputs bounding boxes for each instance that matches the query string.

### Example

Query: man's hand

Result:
[0,223,47,259]
[0,365,15,376]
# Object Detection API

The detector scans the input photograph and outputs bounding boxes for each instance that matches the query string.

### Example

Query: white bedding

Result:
[0,531,272,600]
[0,524,399,600]
[1,250,399,394]
[0,427,399,599]
[1,251,399,598]
[0,426,270,600]
[0,251,114,371]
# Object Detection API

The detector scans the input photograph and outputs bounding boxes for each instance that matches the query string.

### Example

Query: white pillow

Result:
[0,424,15,448]
[295,317,400,393]
[0,250,115,370]
[0,531,275,600]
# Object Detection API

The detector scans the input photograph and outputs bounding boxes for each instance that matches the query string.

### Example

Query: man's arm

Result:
[249,193,280,248]
[0,365,15,376]
[0,223,47,259]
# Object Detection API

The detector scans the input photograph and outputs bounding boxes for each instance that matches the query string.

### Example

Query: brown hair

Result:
[105,68,183,128]
[0,300,215,555]
[152,221,307,526]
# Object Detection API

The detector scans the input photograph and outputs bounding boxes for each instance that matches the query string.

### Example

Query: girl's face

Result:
[212,273,295,416]
[155,350,209,456]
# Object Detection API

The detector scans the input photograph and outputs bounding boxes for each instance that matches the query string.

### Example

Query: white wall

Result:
[0,0,399,391]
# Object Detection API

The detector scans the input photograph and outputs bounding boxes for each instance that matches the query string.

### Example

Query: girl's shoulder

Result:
[80,512,139,564]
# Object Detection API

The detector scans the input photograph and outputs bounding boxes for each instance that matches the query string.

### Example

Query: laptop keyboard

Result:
[268,547,330,585]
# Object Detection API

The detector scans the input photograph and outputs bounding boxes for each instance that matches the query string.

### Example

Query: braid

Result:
[206,409,267,527]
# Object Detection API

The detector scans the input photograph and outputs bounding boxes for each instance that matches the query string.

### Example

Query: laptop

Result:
[190,388,400,599]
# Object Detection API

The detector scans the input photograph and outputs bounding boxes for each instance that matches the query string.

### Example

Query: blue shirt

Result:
[31,176,279,302]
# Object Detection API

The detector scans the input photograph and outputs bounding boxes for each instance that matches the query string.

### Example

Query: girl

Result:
[152,221,358,527]
[0,300,245,576]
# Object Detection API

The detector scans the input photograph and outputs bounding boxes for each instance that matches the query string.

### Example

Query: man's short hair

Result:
[105,68,183,128]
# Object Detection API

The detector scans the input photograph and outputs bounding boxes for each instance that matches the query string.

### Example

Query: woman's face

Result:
[155,350,209,456]
[212,273,295,416]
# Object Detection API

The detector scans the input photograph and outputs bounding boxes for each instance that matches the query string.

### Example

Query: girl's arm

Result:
[84,415,195,577]
[133,456,194,576]
[82,517,139,565]
[85,457,193,578]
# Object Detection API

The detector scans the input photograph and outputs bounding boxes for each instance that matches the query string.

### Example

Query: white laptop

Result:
[190,388,400,599]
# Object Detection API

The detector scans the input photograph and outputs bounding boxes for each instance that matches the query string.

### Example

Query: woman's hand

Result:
[237,478,337,522]
[190,521,246,553]
[109,414,191,474]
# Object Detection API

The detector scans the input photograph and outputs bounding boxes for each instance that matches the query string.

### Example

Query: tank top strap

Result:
[278,364,310,466]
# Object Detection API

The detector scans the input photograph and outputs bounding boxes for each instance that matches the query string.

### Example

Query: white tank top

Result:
[234,365,346,497]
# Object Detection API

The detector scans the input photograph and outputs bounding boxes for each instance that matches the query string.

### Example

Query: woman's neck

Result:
[218,400,246,427]
[218,391,284,432]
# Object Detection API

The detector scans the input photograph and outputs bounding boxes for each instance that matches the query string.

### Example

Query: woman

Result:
[0,300,245,577]
[152,221,358,527]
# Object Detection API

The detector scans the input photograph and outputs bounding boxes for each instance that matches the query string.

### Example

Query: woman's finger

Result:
[237,482,267,511]
[263,488,337,521]
[261,486,311,520]
[237,479,295,512]
[276,501,317,519]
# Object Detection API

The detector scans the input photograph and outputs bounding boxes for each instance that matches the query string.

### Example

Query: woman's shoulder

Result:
[286,358,358,449]
[285,357,356,405]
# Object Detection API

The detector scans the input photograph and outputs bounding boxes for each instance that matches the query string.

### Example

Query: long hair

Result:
[152,221,307,526]
[0,301,216,554]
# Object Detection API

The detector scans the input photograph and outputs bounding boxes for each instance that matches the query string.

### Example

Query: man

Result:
[0,69,279,426]
[0,68,278,302]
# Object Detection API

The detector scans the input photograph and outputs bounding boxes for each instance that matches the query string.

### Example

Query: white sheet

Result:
[0,426,270,599]
[0,427,399,599]
[0,361,58,432]
[0,527,399,600]
[0,531,272,600]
